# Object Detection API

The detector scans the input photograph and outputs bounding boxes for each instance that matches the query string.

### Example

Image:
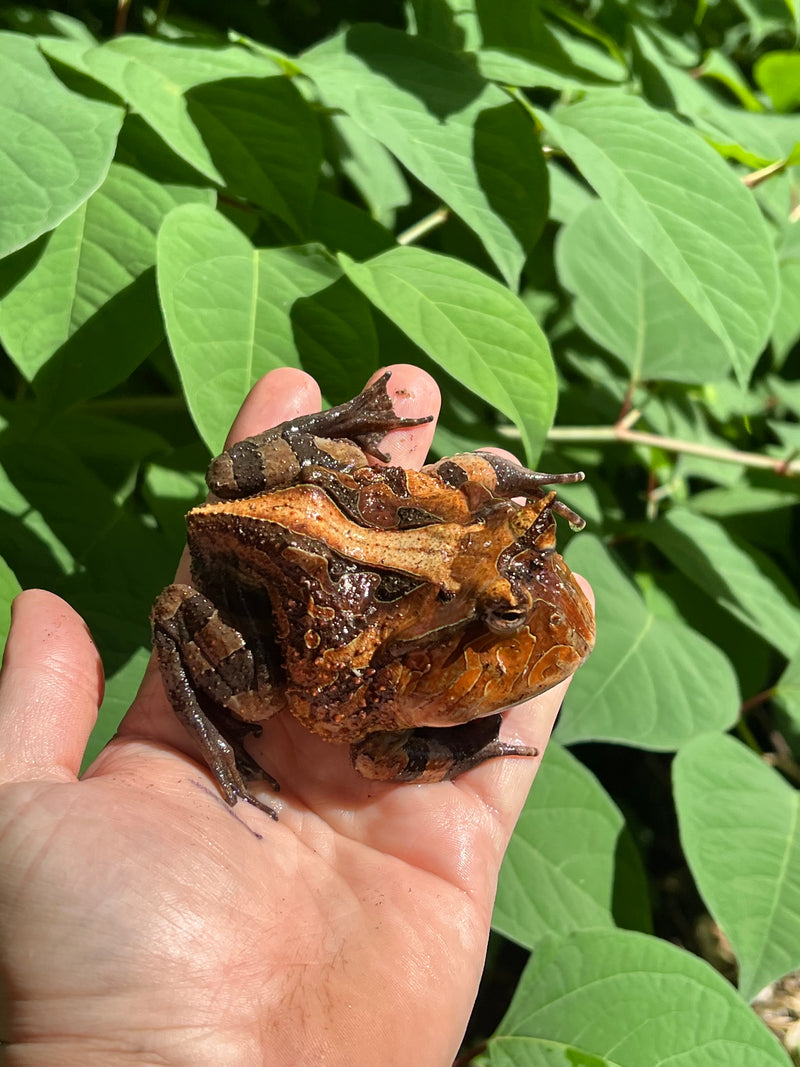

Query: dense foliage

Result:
[1,0,799,1063]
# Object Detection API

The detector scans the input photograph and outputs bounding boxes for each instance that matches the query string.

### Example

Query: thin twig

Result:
[397,207,450,246]
[114,0,131,35]
[741,688,777,714]
[742,159,787,188]
[543,422,800,476]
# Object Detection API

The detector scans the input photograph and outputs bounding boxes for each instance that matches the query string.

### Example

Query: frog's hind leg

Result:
[350,715,537,783]
[207,371,433,499]
[151,584,282,818]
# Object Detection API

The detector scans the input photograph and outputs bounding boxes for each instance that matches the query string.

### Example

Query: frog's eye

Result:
[484,603,529,634]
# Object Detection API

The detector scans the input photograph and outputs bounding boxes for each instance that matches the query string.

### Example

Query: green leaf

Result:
[540,93,779,386]
[0,162,211,403]
[475,0,627,90]
[0,450,75,586]
[309,191,395,261]
[755,51,800,112]
[489,1038,620,1067]
[774,644,800,727]
[648,508,800,659]
[494,928,791,1065]
[408,0,482,52]
[83,37,276,183]
[290,277,380,406]
[674,733,800,1001]
[557,535,739,748]
[302,24,548,287]
[339,245,556,460]
[632,27,797,167]
[184,76,322,233]
[157,203,341,453]
[494,743,638,949]
[328,115,410,228]
[547,163,593,226]
[0,555,21,653]
[556,201,732,383]
[0,32,123,257]
[772,218,800,366]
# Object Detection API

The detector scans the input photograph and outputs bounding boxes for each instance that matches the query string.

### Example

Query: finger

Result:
[0,589,103,783]
[367,364,441,469]
[225,366,322,447]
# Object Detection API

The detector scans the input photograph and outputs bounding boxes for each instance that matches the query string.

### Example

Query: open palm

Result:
[0,365,590,1066]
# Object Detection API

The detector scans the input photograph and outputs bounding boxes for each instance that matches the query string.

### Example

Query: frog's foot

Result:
[151,584,281,818]
[350,714,538,783]
[310,371,434,462]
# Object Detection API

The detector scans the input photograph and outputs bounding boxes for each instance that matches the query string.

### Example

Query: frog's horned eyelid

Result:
[552,499,586,530]
[531,470,584,485]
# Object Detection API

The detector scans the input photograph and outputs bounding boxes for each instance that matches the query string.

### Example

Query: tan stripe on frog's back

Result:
[193,485,473,593]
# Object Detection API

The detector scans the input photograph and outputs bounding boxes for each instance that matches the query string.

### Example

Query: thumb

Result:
[0,590,104,784]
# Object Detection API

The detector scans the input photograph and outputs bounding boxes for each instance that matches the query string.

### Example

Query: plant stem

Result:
[397,207,450,245]
[741,688,776,714]
[543,417,800,476]
[114,0,131,35]
[742,159,786,188]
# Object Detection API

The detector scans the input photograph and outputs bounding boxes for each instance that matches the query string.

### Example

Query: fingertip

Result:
[368,364,441,468]
[0,589,104,780]
[225,368,322,446]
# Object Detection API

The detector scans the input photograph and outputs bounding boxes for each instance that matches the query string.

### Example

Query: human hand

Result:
[0,365,592,1066]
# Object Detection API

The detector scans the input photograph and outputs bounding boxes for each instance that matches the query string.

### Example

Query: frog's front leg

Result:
[151,584,282,817]
[207,371,433,500]
[350,715,537,783]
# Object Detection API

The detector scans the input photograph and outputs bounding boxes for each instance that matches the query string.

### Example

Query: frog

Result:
[151,372,595,818]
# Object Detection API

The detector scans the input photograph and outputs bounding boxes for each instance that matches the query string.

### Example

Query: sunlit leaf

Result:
[339,245,555,460]
[0,32,122,257]
[675,733,800,1000]
[558,535,739,748]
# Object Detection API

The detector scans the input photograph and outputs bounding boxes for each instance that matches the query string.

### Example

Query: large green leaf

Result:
[557,535,739,748]
[540,93,778,385]
[492,928,790,1066]
[648,508,800,659]
[0,32,123,257]
[83,37,278,184]
[183,76,322,233]
[157,203,343,453]
[556,201,732,383]
[339,245,556,461]
[301,24,548,288]
[0,163,210,403]
[674,733,800,1001]
[493,743,643,949]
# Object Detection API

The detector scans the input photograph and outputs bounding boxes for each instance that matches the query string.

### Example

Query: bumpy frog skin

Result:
[152,374,595,818]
